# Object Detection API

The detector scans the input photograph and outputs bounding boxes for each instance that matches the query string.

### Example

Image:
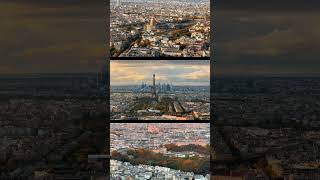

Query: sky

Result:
[0,0,105,74]
[214,0,320,76]
[110,60,210,86]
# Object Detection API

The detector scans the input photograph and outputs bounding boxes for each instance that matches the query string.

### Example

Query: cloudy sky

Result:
[0,0,319,77]
[110,60,210,86]
[0,0,105,74]
[214,0,320,76]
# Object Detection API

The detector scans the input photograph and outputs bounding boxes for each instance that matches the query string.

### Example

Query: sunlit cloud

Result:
[179,69,210,80]
[110,60,210,86]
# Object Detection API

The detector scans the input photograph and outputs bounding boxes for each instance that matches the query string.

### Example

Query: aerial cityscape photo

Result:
[3,0,320,179]
[110,60,210,120]
[0,0,110,178]
[110,0,210,57]
[210,0,320,178]
[0,73,109,179]
[110,123,210,179]
[211,77,320,179]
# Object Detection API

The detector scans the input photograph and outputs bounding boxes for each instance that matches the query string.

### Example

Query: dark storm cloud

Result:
[214,1,320,76]
[2,0,104,5]
[0,1,106,74]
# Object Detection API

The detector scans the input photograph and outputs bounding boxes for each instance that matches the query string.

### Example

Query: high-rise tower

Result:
[152,74,156,98]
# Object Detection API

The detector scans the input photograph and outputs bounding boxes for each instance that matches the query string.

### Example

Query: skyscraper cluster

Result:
[139,74,174,93]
